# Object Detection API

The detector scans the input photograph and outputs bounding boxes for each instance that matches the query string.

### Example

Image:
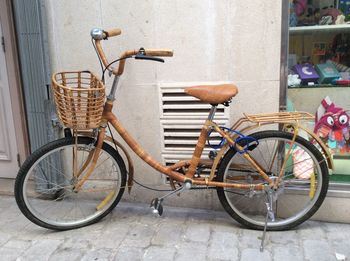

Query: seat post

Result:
[185,104,217,178]
[208,105,217,121]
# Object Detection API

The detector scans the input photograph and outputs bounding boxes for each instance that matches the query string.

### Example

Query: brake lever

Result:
[135,54,164,63]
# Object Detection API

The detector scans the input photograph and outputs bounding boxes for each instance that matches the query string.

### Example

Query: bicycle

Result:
[14,28,331,238]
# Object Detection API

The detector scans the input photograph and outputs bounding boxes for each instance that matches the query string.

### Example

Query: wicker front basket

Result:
[52,71,105,130]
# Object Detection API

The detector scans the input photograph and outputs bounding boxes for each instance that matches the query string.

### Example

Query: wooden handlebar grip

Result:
[104,28,122,38]
[144,49,174,57]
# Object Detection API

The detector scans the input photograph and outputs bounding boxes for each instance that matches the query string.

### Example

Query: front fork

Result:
[73,126,106,191]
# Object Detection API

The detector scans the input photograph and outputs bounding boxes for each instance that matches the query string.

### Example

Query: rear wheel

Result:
[15,137,126,230]
[216,130,329,231]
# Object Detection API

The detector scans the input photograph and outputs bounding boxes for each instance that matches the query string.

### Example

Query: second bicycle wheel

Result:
[15,136,126,230]
[216,130,329,231]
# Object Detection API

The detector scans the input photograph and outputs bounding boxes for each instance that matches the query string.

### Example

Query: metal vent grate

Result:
[159,83,230,173]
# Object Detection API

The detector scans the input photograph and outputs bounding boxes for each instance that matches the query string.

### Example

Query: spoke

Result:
[285,154,314,171]
[255,140,269,169]
[266,139,274,170]
[35,185,64,194]
[267,139,279,172]
[77,154,112,184]
[40,157,72,181]
[32,175,70,190]
[75,195,87,219]
[283,160,317,180]
[61,201,78,221]
[52,191,70,201]
[226,190,265,213]
[94,155,111,171]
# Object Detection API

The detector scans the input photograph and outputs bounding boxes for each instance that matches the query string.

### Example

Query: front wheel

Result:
[216,130,329,231]
[15,137,127,230]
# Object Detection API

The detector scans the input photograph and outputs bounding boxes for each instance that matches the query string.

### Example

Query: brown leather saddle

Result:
[184,84,238,105]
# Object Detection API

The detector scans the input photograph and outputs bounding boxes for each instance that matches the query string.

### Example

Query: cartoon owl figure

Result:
[314,96,350,153]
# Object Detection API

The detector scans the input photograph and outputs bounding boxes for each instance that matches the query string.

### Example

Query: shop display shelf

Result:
[288,84,350,88]
[289,24,350,34]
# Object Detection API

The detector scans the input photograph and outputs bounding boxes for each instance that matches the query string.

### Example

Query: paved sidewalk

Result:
[0,195,349,261]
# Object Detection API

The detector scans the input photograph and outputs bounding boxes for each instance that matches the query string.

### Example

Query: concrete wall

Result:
[45,0,282,209]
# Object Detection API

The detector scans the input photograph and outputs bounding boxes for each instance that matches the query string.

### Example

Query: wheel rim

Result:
[22,143,122,228]
[222,136,324,228]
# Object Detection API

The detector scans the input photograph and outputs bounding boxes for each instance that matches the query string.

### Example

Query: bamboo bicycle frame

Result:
[76,100,332,190]
[73,28,333,192]
[75,100,272,191]
[74,103,334,194]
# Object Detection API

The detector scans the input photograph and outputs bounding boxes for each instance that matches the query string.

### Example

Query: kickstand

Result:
[260,191,275,252]
[260,202,269,252]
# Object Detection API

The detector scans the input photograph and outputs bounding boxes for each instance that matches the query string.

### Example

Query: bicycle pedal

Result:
[150,198,164,216]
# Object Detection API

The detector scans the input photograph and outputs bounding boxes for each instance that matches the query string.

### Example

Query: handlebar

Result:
[143,49,173,57]
[103,28,122,38]
[91,27,173,76]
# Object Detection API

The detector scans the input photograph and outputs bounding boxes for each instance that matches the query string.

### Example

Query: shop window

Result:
[287,0,350,183]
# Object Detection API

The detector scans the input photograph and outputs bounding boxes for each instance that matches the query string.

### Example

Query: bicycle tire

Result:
[216,130,329,231]
[15,137,127,230]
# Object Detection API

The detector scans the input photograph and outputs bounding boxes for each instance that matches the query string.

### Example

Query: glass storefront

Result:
[287,0,350,183]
